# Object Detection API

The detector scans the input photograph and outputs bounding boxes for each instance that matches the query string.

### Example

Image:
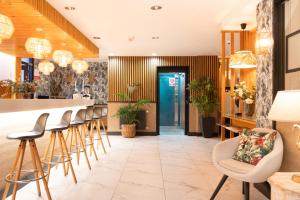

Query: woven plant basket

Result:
[121,124,136,138]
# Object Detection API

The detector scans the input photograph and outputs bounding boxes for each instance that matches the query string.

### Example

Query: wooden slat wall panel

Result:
[108,56,220,102]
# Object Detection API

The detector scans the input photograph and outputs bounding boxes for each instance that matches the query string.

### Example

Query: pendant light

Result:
[0,13,14,44]
[52,50,73,67]
[229,23,257,69]
[25,37,52,59]
[72,60,89,74]
[38,61,55,75]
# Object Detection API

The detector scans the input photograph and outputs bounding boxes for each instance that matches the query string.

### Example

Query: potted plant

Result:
[115,92,150,138]
[188,78,218,138]
[230,81,256,117]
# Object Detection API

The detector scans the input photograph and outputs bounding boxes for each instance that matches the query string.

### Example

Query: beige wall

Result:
[278,0,300,171]
[107,102,201,133]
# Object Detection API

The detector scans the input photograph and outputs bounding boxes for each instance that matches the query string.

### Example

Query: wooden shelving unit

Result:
[219,30,257,141]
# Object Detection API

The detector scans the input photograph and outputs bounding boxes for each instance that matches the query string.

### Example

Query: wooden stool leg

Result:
[101,119,111,147]
[12,140,27,200]
[59,132,77,184]
[30,140,52,200]
[75,127,80,165]
[58,132,67,176]
[97,120,106,153]
[76,127,92,170]
[29,141,41,196]
[46,132,56,182]
[1,141,23,200]
[87,124,98,160]
[43,134,54,167]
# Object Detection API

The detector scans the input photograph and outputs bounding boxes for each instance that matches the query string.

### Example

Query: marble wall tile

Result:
[256,0,274,128]
[35,60,108,104]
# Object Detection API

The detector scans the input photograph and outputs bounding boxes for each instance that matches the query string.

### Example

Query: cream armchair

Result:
[210,128,283,200]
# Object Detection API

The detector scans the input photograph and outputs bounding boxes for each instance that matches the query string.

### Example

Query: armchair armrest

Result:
[212,136,240,164]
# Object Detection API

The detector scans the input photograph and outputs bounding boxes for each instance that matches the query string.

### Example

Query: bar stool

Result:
[43,110,77,184]
[82,106,98,160]
[2,113,52,200]
[99,107,111,147]
[91,106,107,153]
[66,109,91,170]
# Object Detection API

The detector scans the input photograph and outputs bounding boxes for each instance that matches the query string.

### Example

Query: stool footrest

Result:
[5,169,48,184]
[42,154,72,165]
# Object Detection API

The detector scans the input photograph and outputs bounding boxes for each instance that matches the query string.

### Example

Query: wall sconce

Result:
[256,31,273,55]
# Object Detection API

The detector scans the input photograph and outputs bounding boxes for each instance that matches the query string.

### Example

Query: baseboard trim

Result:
[187,132,202,136]
[107,132,158,136]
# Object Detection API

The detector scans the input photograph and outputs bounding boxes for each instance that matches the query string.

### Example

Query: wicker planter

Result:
[121,124,136,138]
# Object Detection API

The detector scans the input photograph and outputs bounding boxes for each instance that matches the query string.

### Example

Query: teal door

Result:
[159,73,175,126]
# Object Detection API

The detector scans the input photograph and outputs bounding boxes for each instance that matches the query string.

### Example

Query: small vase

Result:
[245,103,255,117]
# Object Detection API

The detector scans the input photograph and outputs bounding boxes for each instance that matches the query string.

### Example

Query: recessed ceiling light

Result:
[152,53,157,56]
[152,36,159,40]
[150,5,162,11]
[35,27,43,32]
[93,36,101,40]
[65,6,75,11]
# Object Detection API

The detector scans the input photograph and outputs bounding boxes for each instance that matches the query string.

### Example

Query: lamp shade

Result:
[53,50,73,67]
[72,60,89,74]
[25,37,52,59]
[0,14,14,44]
[268,90,300,122]
[38,61,55,75]
[229,50,257,69]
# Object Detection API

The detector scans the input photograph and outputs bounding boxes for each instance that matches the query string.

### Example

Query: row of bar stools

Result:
[2,113,52,200]
[43,110,77,184]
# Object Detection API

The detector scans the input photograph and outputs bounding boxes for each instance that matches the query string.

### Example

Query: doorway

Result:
[157,67,189,135]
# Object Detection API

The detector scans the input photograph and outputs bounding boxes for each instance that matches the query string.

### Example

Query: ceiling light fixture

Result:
[150,5,162,11]
[35,27,43,32]
[93,36,101,40]
[38,61,55,75]
[72,60,89,74]
[229,50,256,69]
[152,36,159,40]
[25,37,52,59]
[0,14,14,44]
[53,50,73,68]
[65,6,75,11]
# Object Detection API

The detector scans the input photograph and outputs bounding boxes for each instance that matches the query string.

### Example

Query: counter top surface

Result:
[0,99,94,113]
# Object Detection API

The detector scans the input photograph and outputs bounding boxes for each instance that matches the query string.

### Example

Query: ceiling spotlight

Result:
[152,36,159,40]
[93,36,101,40]
[64,6,75,11]
[35,27,43,32]
[152,53,157,56]
[150,5,162,11]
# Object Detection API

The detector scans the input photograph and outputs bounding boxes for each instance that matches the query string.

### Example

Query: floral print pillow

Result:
[232,129,277,165]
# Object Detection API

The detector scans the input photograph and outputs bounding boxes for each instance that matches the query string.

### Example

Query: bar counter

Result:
[0,99,94,189]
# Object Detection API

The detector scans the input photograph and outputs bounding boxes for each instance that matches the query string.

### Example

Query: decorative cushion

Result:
[232,129,277,165]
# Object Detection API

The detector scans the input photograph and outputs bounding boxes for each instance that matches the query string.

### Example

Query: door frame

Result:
[156,66,190,135]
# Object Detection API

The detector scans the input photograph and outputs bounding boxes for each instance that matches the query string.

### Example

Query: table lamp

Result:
[268,90,300,183]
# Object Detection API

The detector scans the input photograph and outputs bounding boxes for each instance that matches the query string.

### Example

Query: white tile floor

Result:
[6,135,268,200]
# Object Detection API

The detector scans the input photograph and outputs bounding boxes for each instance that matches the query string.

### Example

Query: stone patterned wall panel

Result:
[35,60,108,104]
[256,0,274,128]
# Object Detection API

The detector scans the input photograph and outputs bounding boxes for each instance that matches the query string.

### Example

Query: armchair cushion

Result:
[233,129,277,165]
[219,159,255,174]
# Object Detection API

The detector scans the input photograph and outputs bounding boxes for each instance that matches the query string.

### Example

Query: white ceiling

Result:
[47,0,261,59]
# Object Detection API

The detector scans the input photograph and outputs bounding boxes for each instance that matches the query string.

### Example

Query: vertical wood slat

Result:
[108,56,219,102]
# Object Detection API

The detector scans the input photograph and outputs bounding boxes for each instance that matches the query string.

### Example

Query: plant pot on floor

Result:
[200,116,216,138]
[121,124,136,138]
